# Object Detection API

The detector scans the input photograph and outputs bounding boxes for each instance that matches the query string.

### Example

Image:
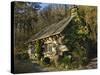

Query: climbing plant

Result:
[35,40,42,60]
[63,7,90,68]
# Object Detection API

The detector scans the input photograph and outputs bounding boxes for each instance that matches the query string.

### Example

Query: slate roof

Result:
[26,15,74,43]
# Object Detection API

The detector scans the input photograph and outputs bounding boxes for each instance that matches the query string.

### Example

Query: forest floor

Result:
[14,59,48,74]
[14,57,97,74]
[84,58,97,69]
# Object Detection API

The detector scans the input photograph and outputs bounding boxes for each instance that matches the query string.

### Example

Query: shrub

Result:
[22,53,29,60]
[72,48,87,66]
[35,40,42,60]
[61,55,72,65]
[15,52,29,60]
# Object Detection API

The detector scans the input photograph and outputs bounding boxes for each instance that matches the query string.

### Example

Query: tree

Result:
[14,2,41,50]
[78,6,97,58]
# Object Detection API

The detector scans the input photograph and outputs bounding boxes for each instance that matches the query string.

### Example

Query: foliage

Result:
[14,2,68,51]
[62,55,72,65]
[64,6,97,68]
[34,40,42,60]
[14,2,41,57]
[78,6,97,47]
[14,2,70,62]
[14,2,97,69]
[15,52,29,60]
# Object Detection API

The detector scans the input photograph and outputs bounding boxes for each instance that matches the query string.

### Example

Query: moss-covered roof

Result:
[25,15,74,44]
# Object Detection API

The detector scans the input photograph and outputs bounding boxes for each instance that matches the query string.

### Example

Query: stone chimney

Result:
[70,5,81,23]
[70,5,79,17]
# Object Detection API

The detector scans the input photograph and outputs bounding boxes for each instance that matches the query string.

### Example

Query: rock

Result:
[58,45,69,51]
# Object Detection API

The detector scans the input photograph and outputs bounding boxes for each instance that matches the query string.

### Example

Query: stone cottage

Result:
[25,6,83,61]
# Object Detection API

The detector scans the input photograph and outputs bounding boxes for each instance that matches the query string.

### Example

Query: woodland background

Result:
[13,2,97,73]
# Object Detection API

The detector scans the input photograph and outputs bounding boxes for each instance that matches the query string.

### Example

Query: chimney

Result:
[70,5,79,17]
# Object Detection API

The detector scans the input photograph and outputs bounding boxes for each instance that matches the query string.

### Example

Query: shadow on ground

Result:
[14,59,48,74]
[14,57,97,74]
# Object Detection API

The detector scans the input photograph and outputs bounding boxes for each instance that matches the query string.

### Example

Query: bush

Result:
[72,48,87,66]
[22,53,29,60]
[35,40,42,60]
[61,55,72,65]
[15,52,29,60]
